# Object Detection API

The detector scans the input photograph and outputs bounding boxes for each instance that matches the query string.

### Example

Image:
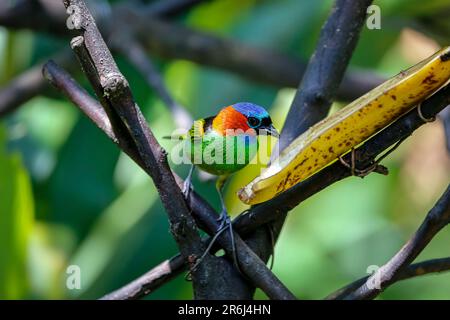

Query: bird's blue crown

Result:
[232,102,269,119]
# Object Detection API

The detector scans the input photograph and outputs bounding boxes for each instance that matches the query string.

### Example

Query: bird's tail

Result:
[162,133,186,140]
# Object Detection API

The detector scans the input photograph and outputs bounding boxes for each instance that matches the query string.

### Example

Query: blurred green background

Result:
[0,0,449,299]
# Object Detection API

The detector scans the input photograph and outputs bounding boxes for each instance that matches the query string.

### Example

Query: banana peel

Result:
[239,46,450,205]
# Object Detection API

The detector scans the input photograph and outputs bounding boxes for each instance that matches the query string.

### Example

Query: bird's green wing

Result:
[162,133,186,140]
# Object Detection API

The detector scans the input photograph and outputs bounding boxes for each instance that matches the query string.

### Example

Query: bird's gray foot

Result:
[182,165,195,199]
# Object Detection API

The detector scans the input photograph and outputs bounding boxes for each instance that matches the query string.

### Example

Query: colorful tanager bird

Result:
[170,102,278,269]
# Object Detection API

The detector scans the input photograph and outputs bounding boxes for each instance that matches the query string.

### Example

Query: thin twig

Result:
[100,215,287,300]
[325,257,450,300]
[100,255,185,300]
[343,184,450,300]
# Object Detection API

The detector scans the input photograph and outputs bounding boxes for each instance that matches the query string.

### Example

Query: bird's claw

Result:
[182,179,193,199]
[216,209,231,232]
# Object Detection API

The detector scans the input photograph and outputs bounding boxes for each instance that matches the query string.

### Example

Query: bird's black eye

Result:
[261,116,272,127]
[247,116,261,128]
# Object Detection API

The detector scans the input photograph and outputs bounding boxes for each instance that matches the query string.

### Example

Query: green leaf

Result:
[0,126,34,299]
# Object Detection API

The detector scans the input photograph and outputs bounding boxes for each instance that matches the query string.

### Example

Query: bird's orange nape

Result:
[212,106,252,136]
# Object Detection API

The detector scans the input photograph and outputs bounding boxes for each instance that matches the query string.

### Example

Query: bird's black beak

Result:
[265,124,279,138]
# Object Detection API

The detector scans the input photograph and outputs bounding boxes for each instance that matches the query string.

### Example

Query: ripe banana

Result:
[239,46,450,205]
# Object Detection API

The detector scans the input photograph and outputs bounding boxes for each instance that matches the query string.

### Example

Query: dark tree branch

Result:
[279,0,373,151]
[343,184,450,300]
[61,0,217,299]
[101,215,287,300]
[325,257,450,300]
[102,254,450,300]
